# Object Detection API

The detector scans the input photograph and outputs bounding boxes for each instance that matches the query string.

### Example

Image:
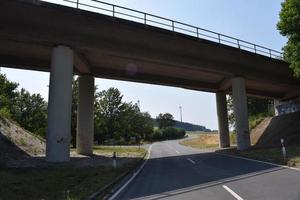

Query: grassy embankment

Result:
[183,133,300,168]
[220,146,300,167]
[0,146,146,200]
[180,131,236,149]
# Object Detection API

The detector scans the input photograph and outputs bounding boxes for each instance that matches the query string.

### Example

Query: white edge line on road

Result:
[222,185,244,200]
[108,144,153,200]
[217,152,300,171]
[187,158,196,164]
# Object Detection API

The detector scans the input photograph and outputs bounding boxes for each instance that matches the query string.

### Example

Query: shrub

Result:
[152,129,163,140]
[0,107,11,119]
[150,127,186,141]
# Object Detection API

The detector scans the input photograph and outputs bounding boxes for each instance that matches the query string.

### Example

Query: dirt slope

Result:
[0,117,45,164]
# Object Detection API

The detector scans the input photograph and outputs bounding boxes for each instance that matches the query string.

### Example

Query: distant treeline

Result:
[0,73,189,145]
[153,119,211,132]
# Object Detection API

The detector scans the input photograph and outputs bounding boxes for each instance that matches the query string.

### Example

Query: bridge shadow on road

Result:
[120,151,283,200]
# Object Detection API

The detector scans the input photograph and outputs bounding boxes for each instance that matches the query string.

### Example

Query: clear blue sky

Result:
[0,0,286,130]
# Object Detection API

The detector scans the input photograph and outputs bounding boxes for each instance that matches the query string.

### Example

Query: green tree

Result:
[0,72,47,137]
[227,95,274,129]
[12,89,47,137]
[277,0,300,76]
[156,113,174,129]
[0,73,19,117]
[118,103,154,141]
[138,112,154,140]
[93,87,154,144]
[94,87,124,142]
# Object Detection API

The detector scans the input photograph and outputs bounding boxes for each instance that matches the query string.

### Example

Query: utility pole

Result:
[179,105,183,122]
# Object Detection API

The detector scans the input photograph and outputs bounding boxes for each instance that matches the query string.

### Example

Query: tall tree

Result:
[12,89,47,137]
[94,87,124,141]
[227,95,273,129]
[277,0,300,76]
[0,73,19,117]
[156,113,175,129]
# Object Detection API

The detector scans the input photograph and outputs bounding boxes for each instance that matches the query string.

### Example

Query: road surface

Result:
[113,139,300,200]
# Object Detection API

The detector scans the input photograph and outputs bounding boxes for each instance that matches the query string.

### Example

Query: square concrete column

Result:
[232,77,251,150]
[46,46,74,162]
[216,92,230,148]
[76,75,95,155]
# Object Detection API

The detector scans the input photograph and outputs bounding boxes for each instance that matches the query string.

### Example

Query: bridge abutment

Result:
[232,77,251,150]
[216,92,230,148]
[46,45,74,162]
[76,75,95,155]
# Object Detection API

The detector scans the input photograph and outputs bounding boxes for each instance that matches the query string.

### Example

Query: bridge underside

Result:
[1,0,300,101]
[1,0,300,161]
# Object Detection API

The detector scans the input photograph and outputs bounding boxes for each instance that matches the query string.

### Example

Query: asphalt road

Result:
[112,139,300,200]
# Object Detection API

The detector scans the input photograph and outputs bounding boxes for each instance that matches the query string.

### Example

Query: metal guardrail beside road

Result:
[47,0,284,60]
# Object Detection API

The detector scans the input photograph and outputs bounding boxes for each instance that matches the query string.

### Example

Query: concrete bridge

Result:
[1,0,300,162]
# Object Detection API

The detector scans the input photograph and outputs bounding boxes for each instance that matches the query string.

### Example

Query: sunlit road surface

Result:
[113,139,300,200]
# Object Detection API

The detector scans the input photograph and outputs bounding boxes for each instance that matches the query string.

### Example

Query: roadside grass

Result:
[93,146,146,157]
[180,133,237,149]
[0,164,137,200]
[219,146,300,167]
[180,133,220,149]
[1,146,146,200]
[186,131,218,136]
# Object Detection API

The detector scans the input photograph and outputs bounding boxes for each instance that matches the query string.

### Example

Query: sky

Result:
[0,0,286,130]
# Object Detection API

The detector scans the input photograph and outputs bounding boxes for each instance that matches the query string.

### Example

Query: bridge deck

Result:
[0,0,299,100]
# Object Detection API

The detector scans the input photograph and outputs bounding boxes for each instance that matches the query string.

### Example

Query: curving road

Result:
[112,139,300,200]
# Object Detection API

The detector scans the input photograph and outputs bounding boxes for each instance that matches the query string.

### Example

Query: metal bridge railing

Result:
[46,0,284,60]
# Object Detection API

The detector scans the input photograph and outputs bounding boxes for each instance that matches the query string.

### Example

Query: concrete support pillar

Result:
[76,75,95,155]
[46,46,74,162]
[232,77,251,150]
[216,92,230,148]
[274,99,280,116]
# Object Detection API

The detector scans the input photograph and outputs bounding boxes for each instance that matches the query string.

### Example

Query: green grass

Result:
[180,132,237,150]
[186,131,218,135]
[1,146,146,200]
[18,138,27,146]
[93,146,146,157]
[180,134,220,150]
[221,146,300,167]
[249,115,266,130]
[0,164,138,200]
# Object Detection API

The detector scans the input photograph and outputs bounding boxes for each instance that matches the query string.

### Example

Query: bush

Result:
[0,107,11,119]
[249,114,266,130]
[150,127,186,141]
[152,129,163,140]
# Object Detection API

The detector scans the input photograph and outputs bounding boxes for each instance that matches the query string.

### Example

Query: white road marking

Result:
[166,143,180,154]
[187,158,196,164]
[108,144,153,200]
[217,152,300,171]
[222,185,244,200]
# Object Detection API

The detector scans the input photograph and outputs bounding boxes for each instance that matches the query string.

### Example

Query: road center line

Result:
[187,158,195,164]
[166,143,180,154]
[222,185,244,200]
